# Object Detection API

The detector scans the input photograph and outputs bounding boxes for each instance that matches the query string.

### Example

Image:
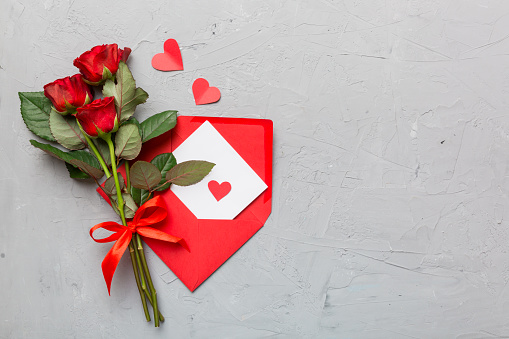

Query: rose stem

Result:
[125,161,131,192]
[124,161,160,319]
[84,133,150,322]
[104,135,126,225]
[105,134,152,322]
[124,161,156,317]
[143,289,165,322]
[128,243,151,321]
[133,236,148,291]
[87,144,150,319]
[135,233,160,327]
[135,236,164,322]
[83,134,111,177]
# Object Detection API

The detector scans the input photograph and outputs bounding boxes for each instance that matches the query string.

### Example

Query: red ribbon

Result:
[90,196,189,294]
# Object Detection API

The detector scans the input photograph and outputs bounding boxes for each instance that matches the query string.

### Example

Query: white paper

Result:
[171,120,267,220]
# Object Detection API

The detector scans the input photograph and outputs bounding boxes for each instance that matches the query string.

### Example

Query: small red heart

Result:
[192,78,221,105]
[151,39,184,71]
[208,180,231,201]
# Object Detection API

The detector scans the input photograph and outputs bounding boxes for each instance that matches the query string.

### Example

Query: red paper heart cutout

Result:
[151,39,184,71]
[208,180,231,201]
[192,78,221,105]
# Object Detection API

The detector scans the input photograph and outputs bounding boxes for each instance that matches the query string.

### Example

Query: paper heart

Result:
[151,39,184,71]
[208,180,232,201]
[192,78,221,105]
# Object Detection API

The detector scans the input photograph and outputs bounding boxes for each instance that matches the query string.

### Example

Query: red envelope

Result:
[103,116,273,291]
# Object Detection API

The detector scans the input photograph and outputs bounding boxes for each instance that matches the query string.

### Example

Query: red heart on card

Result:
[151,39,184,71]
[192,78,221,105]
[208,180,231,201]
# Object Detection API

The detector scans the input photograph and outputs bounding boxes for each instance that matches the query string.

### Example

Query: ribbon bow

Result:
[90,196,188,294]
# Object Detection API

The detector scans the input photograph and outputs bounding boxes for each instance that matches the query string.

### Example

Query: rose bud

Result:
[75,97,119,138]
[43,74,92,115]
[73,44,131,85]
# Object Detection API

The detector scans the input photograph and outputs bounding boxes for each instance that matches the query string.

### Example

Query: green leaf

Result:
[102,79,116,101]
[151,153,177,191]
[130,161,161,190]
[102,62,148,122]
[123,117,141,129]
[123,88,148,121]
[49,110,86,150]
[19,92,56,142]
[69,159,104,179]
[104,174,125,196]
[121,118,142,145]
[65,163,91,179]
[140,110,177,142]
[166,160,215,186]
[123,193,138,218]
[131,186,150,207]
[92,138,111,166]
[110,193,138,219]
[30,139,104,179]
[114,124,142,160]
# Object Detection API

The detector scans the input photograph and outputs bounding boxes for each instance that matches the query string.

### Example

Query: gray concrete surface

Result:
[2,0,509,338]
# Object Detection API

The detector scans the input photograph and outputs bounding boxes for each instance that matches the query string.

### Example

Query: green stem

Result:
[143,289,165,322]
[133,236,147,291]
[103,133,165,325]
[136,233,160,327]
[84,134,111,177]
[128,242,151,322]
[133,235,165,322]
[104,134,126,226]
[93,133,153,324]
[125,161,131,192]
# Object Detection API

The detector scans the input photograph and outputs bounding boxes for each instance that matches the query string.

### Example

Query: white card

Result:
[171,121,268,220]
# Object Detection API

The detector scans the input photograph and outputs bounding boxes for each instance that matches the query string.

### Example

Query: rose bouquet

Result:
[19,44,214,326]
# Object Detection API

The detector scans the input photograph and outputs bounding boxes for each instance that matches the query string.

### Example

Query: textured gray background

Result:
[2,0,509,338]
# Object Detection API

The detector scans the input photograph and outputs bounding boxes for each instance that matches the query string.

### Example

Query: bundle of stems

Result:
[86,133,163,327]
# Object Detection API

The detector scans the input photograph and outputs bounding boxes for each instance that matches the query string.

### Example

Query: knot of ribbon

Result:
[90,196,189,294]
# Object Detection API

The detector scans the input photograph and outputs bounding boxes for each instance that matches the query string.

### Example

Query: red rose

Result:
[43,74,92,115]
[76,97,119,138]
[73,44,132,85]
